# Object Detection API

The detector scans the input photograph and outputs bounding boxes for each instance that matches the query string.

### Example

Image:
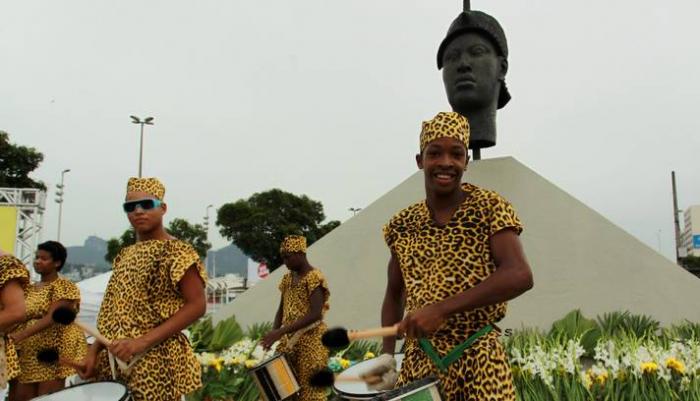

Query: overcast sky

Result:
[2,0,698,260]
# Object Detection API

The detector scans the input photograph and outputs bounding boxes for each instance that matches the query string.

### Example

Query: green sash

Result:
[418,324,493,371]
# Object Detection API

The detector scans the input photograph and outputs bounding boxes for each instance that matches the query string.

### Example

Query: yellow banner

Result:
[0,206,17,253]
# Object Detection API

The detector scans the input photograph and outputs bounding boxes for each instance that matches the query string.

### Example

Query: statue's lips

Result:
[454,77,476,88]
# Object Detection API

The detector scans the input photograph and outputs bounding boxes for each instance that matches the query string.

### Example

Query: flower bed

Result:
[187,311,700,401]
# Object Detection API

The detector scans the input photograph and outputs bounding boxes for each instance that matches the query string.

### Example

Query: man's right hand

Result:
[359,353,398,391]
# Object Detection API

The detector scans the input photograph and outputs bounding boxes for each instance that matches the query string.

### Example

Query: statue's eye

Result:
[444,50,460,63]
[470,45,489,56]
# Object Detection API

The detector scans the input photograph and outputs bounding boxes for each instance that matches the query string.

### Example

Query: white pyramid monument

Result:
[214,157,700,331]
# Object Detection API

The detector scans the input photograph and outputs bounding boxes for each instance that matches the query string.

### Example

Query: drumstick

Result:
[36,348,85,371]
[309,368,382,388]
[52,307,112,346]
[321,325,398,348]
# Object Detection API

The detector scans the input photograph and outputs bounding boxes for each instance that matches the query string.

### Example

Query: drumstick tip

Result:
[321,327,350,349]
[52,306,77,325]
[309,368,335,387]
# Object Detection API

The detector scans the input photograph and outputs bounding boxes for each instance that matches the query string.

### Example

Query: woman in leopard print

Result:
[77,177,207,401]
[0,252,29,395]
[261,235,330,401]
[9,241,87,401]
[379,112,533,401]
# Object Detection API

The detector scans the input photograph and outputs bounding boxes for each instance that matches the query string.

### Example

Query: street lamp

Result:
[55,169,71,241]
[349,207,362,216]
[130,115,155,178]
[204,204,214,277]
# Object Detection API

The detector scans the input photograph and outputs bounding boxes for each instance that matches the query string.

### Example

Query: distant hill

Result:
[63,236,248,280]
[206,244,248,277]
[66,236,110,268]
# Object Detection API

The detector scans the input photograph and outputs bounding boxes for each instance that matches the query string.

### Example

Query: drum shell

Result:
[333,354,404,400]
[249,354,300,401]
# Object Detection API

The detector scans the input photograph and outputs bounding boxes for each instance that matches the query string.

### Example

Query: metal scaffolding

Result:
[0,187,46,269]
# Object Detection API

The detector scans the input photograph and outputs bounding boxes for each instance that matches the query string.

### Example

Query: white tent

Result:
[76,271,112,329]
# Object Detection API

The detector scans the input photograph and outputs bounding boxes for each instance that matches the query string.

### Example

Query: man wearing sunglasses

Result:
[77,177,208,401]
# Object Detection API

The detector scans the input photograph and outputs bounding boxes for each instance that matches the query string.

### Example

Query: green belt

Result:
[418,324,493,371]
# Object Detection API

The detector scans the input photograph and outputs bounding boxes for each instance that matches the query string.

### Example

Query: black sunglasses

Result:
[122,198,162,213]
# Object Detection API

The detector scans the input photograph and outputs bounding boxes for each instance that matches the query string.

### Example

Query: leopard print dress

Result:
[276,269,330,401]
[384,183,522,401]
[0,255,30,384]
[95,239,207,401]
[14,277,87,383]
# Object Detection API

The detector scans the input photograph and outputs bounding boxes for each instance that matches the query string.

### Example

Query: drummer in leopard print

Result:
[375,112,534,400]
[75,177,207,401]
[261,235,330,401]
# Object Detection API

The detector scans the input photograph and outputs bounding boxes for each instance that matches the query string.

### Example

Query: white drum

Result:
[31,381,131,400]
[333,354,405,400]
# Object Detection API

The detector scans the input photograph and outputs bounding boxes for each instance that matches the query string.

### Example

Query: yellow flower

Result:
[209,357,224,373]
[245,359,260,368]
[595,371,608,385]
[363,352,375,360]
[640,361,658,374]
[583,372,593,390]
[666,358,686,375]
[339,359,351,369]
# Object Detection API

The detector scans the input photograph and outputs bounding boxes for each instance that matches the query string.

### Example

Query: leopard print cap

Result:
[126,177,165,200]
[280,235,307,254]
[419,111,470,152]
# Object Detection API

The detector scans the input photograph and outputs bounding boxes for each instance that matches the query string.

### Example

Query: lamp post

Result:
[130,115,155,178]
[349,207,362,216]
[204,204,214,277]
[55,169,71,242]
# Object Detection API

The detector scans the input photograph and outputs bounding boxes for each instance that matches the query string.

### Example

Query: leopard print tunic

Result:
[0,255,29,383]
[384,183,522,401]
[276,269,330,401]
[14,277,87,383]
[95,239,207,401]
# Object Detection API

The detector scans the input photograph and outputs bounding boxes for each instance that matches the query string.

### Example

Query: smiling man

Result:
[374,112,533,400]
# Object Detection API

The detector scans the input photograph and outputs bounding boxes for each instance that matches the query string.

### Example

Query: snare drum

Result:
[371,377,441,401]
[333,353,405,400]
[30,381,131,400]
[249,354,300,401]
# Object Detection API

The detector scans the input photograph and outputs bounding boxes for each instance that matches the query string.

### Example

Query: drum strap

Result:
[418,324,493,371]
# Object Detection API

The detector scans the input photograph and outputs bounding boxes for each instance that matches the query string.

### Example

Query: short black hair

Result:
[37,241,67,271]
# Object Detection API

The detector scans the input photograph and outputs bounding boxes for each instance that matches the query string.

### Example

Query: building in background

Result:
[681,205,700,257]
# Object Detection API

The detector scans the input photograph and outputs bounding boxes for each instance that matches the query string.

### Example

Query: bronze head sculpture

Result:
[437,10,510,156]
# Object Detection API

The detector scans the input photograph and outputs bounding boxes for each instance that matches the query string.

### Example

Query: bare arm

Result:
[272,298,283,330]
[0,280,26,332]
[381,254,404,354]
[10,299,75,343]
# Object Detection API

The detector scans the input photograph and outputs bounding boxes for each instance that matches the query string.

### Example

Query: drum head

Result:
[333,354,404,400]
[31,381,130,401]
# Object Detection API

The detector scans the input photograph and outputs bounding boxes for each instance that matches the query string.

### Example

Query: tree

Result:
[105,218,212,263]
[167,218,211,259]
[0,131,46,190]
[216,189,340,271]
